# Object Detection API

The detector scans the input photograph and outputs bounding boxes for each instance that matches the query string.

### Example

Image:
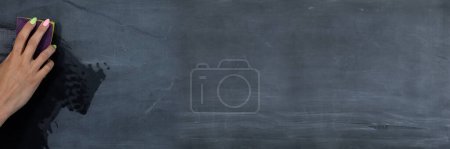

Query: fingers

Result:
[23,18,51,60]
[12,17,37,55]
[36,59,54,80]
[32,45,56,71]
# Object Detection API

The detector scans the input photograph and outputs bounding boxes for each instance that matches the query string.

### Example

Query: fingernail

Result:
[30,17,37,25]
[43,19,50,26]
[52,44,57,49]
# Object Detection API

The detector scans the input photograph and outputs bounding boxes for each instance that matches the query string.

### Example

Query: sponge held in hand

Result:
[15,17,55,54]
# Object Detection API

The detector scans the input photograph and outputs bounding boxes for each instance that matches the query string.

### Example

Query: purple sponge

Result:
[15,17,55,54]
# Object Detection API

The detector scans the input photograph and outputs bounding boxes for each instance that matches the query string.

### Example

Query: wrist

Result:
[0,112,6,127]
[0,95,12,127]
[0,105,9,127]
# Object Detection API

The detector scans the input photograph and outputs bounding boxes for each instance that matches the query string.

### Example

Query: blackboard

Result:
[1,0,450,148]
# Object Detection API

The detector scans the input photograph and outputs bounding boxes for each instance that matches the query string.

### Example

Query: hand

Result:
[0,17,56,126]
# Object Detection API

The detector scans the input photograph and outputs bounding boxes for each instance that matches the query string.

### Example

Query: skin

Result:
[0,19,56,126]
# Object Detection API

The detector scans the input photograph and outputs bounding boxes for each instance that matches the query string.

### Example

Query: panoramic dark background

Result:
[1,0,450,148]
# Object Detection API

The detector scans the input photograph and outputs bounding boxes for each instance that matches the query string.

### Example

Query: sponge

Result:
[15,17,55,54]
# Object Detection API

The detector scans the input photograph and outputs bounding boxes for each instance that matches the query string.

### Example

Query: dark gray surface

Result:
[2,0,450,148]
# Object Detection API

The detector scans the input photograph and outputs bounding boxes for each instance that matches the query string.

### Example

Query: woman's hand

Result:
[0,17,56,126]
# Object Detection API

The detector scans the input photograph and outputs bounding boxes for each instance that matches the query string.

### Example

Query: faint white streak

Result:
[144,81,174,114]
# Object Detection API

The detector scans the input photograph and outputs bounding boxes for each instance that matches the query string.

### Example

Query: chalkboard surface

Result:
[1,0,450,148]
